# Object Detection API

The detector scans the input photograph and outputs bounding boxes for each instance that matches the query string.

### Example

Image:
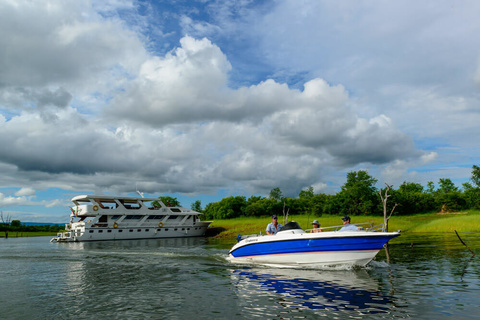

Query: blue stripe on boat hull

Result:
[230,234,398,258]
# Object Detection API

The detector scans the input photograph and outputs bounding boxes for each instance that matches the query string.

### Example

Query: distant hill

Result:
[23,222,63,226]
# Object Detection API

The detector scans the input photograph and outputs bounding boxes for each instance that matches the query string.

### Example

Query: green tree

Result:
[322,194,341,215]
[463,182,480,209]
[472,165,480,187]
[337,170,379,216]
[247,195,263,206]
[245,198,279,217]
[191,200,202,212]
[310,193,328,216]
[203,196,247,219]
[437,178,465,212]
[299,186,314,199]
[438,178,458,193]
[297,186,315,216]
[398,181,423,193]
[11,220,21,227]
[269,188,283,201]
[426,181,435,193]
[391,182,436,215]
[155,196,180,207]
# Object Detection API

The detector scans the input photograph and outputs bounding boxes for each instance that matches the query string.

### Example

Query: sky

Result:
[1,0,480,223]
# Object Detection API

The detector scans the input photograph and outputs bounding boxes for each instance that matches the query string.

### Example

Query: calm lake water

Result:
[1,233,479,319]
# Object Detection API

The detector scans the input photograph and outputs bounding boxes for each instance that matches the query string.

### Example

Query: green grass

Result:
[0,231,58,238]
[4,211,480,239]
[208,210,480,239]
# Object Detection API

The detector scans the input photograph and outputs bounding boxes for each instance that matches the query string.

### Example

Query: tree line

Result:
[197,165,480,220]
[2,165,480,232]
[0,219,64,234]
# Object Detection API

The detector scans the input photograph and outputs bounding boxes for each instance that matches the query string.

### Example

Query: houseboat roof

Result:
[72,195,161,202]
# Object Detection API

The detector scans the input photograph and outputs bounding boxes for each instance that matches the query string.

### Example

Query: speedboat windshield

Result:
[279,221,303,231]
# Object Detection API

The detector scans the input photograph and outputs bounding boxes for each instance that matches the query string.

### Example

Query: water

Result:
[1,233,479,319]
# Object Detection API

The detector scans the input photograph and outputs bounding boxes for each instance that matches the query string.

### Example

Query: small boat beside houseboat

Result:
[228,221,400,267]
[51,195,212,242]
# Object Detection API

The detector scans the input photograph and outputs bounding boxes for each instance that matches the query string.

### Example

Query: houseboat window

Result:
[137,229,141,232]
[125,215,142,220]
[118,230,123,233]
[89,230,94,233]
[174,228,178,231]
[165,228,169,231]
[147,215,165,220]
[156,229,161,231]
[168,215,178,220]
[129,229,133,232]
[99,215,108,223]
[181,228,185,231]
[111,215,121,220]
[98,230,103,233]
[145,229,149,232]
[170,208,182,213]
[107,230,112,233]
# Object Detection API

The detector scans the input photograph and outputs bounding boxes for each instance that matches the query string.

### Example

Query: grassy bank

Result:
[3,211,479,239]
[207,210,480,239]
[0,231,58,238]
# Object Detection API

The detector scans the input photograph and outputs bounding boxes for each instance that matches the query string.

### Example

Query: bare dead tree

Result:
[378,183,398,232]
[282,201,289,225]
[1,211,12,239]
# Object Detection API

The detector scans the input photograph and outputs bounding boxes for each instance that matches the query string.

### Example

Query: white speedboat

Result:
[228,221,400,267]
[50,195,212,242]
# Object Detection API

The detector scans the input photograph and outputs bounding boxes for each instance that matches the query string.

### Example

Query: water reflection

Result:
[62,236,209,250]
[231,267,393,318]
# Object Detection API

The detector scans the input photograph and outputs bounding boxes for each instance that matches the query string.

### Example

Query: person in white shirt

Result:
[266,215,283,235]
[339,216,362,231]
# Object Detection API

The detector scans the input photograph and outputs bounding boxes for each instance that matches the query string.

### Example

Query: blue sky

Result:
[1,0,480,222]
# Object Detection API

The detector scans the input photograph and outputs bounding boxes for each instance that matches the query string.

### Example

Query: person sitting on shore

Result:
[310,220,322,233]
[266,215,283,235]
[339,216,362,231]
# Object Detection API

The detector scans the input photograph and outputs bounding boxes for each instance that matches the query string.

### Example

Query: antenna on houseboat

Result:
[136,183,144,198]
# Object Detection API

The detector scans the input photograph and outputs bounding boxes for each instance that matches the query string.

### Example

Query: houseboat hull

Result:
[52,222,211,242]
[50,195,212,242]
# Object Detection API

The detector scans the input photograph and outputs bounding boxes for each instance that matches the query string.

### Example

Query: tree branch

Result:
[387,203,399,221]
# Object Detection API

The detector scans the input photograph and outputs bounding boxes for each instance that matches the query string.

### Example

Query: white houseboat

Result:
[51,195,213,242]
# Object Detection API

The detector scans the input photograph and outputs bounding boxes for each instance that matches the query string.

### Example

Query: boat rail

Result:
[305,222,385,233]
[236,223,388,242]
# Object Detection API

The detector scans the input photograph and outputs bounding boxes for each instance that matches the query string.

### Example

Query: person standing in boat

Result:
[266,215,283,235]
[310,220,322,233]
[339,216,362,231]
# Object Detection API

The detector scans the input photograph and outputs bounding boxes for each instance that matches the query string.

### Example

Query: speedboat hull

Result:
[228,230,400,267]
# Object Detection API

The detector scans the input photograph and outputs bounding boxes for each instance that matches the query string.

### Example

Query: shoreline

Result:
[3,210,479,239]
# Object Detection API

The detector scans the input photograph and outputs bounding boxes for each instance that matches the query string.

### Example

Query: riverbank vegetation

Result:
[0,218,63,238]
[200,165,480,239]
[207,210,480,239]
[200,166,480,222]
[0,231,58,238]
[2,166,480,239]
